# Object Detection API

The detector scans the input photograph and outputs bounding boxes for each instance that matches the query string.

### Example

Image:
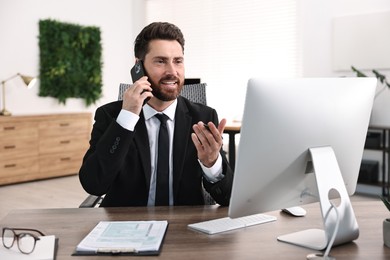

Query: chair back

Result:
[180,83,207,105]
[118,83,131,100]
[118,83,207,105]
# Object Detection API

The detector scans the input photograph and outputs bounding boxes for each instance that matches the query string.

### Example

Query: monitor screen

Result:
[228,78,376,219]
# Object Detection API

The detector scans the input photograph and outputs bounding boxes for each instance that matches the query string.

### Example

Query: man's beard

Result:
[149,76,184,101]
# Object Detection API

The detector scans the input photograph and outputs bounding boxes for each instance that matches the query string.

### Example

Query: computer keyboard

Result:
[188,213,277,235]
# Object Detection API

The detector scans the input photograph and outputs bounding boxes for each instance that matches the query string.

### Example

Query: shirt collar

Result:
[143,99,177,121]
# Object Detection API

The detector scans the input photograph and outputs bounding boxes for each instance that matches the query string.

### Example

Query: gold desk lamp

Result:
[1,73,37,116]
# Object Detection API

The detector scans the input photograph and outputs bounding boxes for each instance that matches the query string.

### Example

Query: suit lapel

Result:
[172,97,192,199]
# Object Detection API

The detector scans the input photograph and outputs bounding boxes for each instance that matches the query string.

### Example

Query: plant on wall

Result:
[38,19,103,106]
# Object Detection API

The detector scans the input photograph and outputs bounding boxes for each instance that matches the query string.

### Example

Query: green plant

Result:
[352,66,390,98]
[38,19,103,106]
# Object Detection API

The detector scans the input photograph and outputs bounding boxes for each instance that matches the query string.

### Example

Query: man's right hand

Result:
[122,76,153,115]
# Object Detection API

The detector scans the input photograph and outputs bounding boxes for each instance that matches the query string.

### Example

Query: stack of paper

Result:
[74,220,168,256]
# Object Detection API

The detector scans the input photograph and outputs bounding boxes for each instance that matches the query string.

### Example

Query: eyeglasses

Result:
[2,227,45,254]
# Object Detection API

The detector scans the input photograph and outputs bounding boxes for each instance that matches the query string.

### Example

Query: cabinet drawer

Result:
[0,122,38,138]
[39,136,89,154]
[0,138,38,160]
[39,151,84,175]
[39,118,90,137]
[0,156,39,181]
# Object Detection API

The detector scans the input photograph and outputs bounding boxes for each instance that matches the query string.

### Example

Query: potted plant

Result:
[380,196,390,247]
[351,66,390,98]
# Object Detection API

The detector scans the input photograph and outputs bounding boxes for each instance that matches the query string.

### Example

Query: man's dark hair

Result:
[134,22,185,60]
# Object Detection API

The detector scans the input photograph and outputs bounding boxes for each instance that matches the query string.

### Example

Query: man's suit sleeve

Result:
[202,151,233,206]
[79,103,134,195]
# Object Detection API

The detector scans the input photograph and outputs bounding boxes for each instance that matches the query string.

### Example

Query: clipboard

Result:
[72,220,168,256]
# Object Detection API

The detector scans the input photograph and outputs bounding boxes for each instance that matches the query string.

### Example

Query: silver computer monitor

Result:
[228,77,376,250]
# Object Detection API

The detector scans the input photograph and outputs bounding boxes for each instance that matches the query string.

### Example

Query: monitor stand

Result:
[277,146,359,251]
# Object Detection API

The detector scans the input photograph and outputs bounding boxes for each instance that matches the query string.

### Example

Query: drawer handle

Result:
[4,145,16,149]
[59,123,70,127]
[4,164,16,168]
[60,157,71,161]
[60,140,70,144]
[4,126,15,131]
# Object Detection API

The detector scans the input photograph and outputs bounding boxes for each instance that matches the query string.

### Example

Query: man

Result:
[79,22,233,207]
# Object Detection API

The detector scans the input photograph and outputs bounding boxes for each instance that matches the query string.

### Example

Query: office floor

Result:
[0,175,89,220]
[0,175,380,221]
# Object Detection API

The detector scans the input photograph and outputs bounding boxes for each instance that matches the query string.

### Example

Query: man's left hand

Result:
[191,118,226,168]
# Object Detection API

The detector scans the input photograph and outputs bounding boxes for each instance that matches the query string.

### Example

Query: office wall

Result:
[301,0,390,78]
[0,0,145,115]
[301,0,390,126]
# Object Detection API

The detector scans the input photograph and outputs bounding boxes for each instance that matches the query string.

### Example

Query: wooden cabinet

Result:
[0,113,91,185]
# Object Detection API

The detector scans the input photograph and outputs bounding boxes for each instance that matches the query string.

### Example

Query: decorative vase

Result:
[383,218,390,248]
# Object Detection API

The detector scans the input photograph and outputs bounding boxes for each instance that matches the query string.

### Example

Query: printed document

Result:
[75,220,168,255]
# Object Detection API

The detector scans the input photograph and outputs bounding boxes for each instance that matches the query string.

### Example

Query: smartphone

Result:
[130,60,150,105]
[130,60,146,83]
[203,123,211,132]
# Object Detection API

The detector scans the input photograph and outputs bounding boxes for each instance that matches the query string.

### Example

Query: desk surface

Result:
[0,200,389,259]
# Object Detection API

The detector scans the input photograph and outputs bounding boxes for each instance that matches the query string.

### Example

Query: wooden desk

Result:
[0,200,389,259]
[224,121,241,169]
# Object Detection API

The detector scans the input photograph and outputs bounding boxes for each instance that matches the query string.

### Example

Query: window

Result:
[146,0,300,119]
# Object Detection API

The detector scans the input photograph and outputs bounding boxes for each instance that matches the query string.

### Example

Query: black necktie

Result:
[155,113,169,206]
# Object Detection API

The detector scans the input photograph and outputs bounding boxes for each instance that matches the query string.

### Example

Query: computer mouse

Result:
[281,206,306,217]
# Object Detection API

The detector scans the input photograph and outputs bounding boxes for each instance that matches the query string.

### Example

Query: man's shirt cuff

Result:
[199,154,224,183]
[116,109,139,131]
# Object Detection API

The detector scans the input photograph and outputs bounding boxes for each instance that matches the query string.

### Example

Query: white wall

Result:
[0,0,145,116]
[300,0,390,78]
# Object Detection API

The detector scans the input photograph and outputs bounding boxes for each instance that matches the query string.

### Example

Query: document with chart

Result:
[73,220,168,256]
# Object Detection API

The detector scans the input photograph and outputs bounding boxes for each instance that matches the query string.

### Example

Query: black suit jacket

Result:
[79,96,233,207]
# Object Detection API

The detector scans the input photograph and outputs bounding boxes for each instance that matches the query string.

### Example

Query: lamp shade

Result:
[1,73,37,116]
[19,74,37,89]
